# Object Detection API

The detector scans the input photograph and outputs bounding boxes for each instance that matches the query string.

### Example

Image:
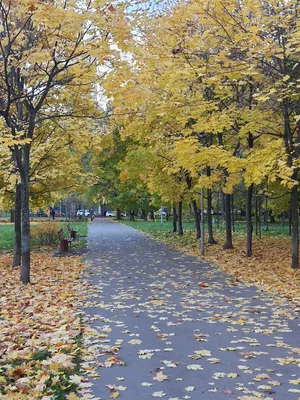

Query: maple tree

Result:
[103,0,300,268]
[0,0,128,283]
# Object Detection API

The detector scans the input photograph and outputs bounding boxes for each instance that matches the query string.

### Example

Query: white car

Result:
[106,211,116,217]
[77,209,90,217]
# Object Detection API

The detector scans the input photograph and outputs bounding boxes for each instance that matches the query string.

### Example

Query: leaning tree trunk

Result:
[191,199,200,239]
[20,146,31,284]
[172,205,177,232]
[12,182,22,268]
[223,193,233,249]
[291,182,299,269]
[246,184,254,257]
[178,201,183,236]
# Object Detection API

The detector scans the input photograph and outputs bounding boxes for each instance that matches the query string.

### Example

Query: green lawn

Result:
[0,221,88,252]
[120,219,292,237]
[0,224,15,251]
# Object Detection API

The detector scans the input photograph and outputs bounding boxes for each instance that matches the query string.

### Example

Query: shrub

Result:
[31,222,59,247]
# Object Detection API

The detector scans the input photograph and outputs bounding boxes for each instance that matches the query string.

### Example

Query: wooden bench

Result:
[57,228,73,253]
[67,223,78,239]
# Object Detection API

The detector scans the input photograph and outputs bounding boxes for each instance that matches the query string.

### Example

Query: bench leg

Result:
[60,239,69,253]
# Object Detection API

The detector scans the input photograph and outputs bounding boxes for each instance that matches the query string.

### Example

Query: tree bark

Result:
[289,208,292,236]
[191,199,200,239]
[246,184,254,257]
[20,145,30,284]
[116,208,121,220]
[178,201,183,236]
[255,193,258,236]
[223,193,233,249]
[281,212,285,227]
[291,183,299,269]
[216,191,220,229]
[231,192,235,233]
[172,205,177,232]
[207,188,217,244]
[12,182,22,268]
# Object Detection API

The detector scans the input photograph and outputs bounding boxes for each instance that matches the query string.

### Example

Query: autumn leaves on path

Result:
[81,220,300,400]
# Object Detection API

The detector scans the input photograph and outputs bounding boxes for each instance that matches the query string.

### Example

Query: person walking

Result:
[50,207,55,220]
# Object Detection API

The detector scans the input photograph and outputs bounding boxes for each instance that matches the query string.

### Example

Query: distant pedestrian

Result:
[50,207,55,220]
[90,208,94,221]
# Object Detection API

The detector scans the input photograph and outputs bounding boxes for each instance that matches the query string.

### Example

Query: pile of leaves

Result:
[144,230,300,303]
[0,252,86,399]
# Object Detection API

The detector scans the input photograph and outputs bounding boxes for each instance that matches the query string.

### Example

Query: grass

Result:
[0,221,88,252]
[0,224,15,251]
[121,218,292,237]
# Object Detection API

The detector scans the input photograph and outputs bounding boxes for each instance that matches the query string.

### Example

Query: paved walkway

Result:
[81,220,300,400]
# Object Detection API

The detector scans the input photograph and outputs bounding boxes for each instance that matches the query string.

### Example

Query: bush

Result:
[31,222,59,247]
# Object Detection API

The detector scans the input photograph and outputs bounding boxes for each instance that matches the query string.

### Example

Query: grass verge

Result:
[0,221,88,252]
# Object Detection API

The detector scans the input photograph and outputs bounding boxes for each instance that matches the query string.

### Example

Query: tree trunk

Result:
[116,208,121,220]
[246,184,254,257]
[264,197,269,230]
[258,196,262,238]
[255,193,258,236]
[20,147,30,284]
[191,199,200,239]
[12,182,22,268]
[223,193,233,249]
[207,188,217,244]
[178,201,183,236]
[10,209,15,222]
[172,205,177,232]
[231,192,235,232]
[291,184,299,269]
[150,211,155,222]
[216,191,220,229]
[281,212,285,227]
[142,209,147,221]
[289,208,292,236]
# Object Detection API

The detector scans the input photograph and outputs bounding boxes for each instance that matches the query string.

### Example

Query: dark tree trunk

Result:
[150,211,155,222]
[207,188,217,244]
[255,193,258,236]
[116,208,121,220]
[246,184,254,257]
[231,192,235,233]
[289,208,292,236]
[223,193,233,249]
[10,209,15,222]
[291,183,299,269]
[178,201,183,236]
[264,197,269,230]
[281,212,285,227]
[129,211,135,221]
[258,197,262,238]
[206,166,216,244]
[191,199,200,239]
[216,191,220,229]
[142,209,147,221]
[12,182,22,268]
[172,205,177,232]
[20,146,30,284]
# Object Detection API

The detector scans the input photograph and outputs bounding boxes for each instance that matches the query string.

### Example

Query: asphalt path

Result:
[80,219,300,400]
